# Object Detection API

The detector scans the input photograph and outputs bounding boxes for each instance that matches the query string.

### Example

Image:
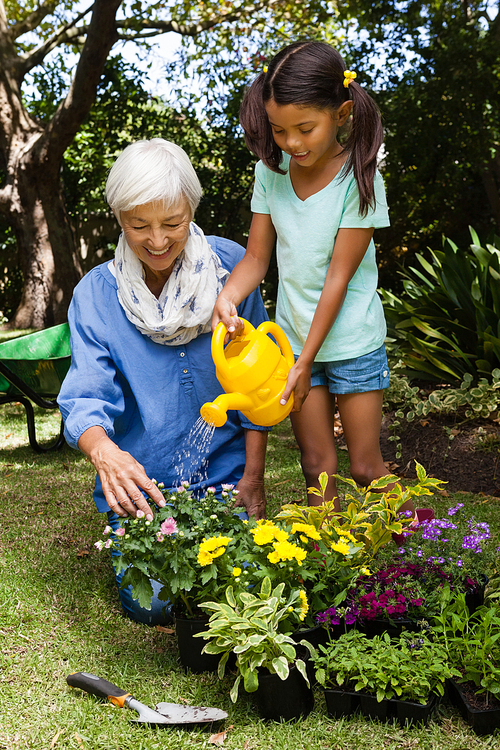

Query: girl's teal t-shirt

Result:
[251,155,390,361]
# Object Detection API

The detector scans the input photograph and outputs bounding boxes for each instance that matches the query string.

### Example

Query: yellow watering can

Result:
[200,318,295,427]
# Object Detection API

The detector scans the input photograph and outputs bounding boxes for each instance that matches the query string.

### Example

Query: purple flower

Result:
[316,607,341,627]
[448,503,465,516]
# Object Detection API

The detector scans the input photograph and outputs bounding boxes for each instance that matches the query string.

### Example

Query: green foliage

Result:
[311,628,458,704]
[382,229,500,382]
[197,576,311,702]
[433,594,500,704]
[342,2,500,281]
[384,367,500,458]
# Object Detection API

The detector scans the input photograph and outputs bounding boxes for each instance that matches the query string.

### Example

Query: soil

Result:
[458,681,500,711]
[377,413,500,497]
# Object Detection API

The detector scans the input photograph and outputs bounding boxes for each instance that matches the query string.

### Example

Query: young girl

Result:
[213,40,407,512]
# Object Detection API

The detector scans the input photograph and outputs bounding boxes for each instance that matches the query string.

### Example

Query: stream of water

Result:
[171,416,216,487]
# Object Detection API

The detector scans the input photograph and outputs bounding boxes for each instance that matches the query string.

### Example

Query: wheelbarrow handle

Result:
[67,672,131,708]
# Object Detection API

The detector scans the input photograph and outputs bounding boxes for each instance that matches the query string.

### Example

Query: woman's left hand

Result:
[234,476,266,520]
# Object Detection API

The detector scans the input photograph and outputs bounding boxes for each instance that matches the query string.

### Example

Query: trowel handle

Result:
[256,321,295,369]
[67,672,131,708]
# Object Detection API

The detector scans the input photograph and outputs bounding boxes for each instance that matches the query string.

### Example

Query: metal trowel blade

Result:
[155,701,228,724]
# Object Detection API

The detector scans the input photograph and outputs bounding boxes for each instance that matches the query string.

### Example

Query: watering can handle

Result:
[256,321,295,369]
[211,319,256,378]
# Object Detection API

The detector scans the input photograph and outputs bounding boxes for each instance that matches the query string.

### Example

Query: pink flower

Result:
[104,539,113,549]
[103,525,112,535]
[115,527,125,537]
[157,532,165,542]
[94,540,104,551]
[222,484,234,491]
[160,518,178,536]
[136,510,145,519]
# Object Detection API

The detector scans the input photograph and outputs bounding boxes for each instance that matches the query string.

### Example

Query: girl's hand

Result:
[280,360,312,412]
[211,296,244,340]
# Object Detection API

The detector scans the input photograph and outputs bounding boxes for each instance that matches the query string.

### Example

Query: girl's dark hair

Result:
[240,41,383,216]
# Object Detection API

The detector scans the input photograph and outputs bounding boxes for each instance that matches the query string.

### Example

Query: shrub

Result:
[382,227,500,383]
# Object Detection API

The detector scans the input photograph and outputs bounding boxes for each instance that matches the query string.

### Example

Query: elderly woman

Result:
[58,139,269,624]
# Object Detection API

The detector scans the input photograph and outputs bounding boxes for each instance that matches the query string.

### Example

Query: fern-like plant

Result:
[382,227,500,382]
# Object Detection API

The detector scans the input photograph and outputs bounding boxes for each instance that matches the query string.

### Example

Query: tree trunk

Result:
[0,0,121,329]
[8,156,82,329]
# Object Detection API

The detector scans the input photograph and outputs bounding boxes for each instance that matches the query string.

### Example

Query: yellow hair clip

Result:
[343,70,357,88]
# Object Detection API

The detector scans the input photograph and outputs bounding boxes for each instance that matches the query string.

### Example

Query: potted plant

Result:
[433,592,500,735]
[310,627,459,726]
[335,560,452,636]
[96,482,250,671]
[392,500,495,609]
[274,462,443,630]
[195,576,315,721]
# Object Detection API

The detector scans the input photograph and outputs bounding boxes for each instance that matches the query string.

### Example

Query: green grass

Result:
[1,401,500,748]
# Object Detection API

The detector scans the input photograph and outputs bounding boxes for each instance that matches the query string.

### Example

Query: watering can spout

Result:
[201,393,254,427]
[200,319,295,428]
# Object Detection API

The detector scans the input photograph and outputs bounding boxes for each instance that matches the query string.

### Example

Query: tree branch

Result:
[36,0,122,167]
[16,3,95,77]
[10,1,59,40]
[15,0,277,72]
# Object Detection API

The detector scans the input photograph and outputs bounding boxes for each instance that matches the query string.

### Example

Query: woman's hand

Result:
[280,360,312,413]
[234,476,267,520]
[78,427,166,520]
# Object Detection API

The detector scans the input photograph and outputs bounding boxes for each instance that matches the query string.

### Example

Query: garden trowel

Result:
[66,672,228,726]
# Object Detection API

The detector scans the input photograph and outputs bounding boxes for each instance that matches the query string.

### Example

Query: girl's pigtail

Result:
[343,82,384,217]
[240,73,284,173]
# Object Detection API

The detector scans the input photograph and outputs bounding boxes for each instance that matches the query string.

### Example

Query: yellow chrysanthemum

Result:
[291,523,321,541]
[267,540,307,565]
[200,535,233,552]
[197,548,214,567]
[232,567,242,577]
[298,590,309,621]
[251,520,289,546]
[331,539,351,556]
[337,528,357,543]
[361,567,372,576]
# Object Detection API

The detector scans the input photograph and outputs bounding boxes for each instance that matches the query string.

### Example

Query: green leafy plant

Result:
[433,593,500,705]
[196,576,311,702]
[311,628,459,704]
[96,484,249,617]
[382,228,500,382]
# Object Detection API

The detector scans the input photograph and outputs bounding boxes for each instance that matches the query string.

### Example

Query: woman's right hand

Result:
[78,427,166,520]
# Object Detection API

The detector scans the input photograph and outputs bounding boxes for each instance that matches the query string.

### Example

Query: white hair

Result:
[105,139,203,218]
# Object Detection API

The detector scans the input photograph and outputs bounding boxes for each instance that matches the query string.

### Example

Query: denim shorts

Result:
[306,344,390,394]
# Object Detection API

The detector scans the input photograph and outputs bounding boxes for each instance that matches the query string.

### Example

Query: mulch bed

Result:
[378,413,500,497]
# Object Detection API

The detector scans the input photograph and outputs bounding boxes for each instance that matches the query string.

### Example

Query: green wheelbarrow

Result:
[0,323,71,452]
